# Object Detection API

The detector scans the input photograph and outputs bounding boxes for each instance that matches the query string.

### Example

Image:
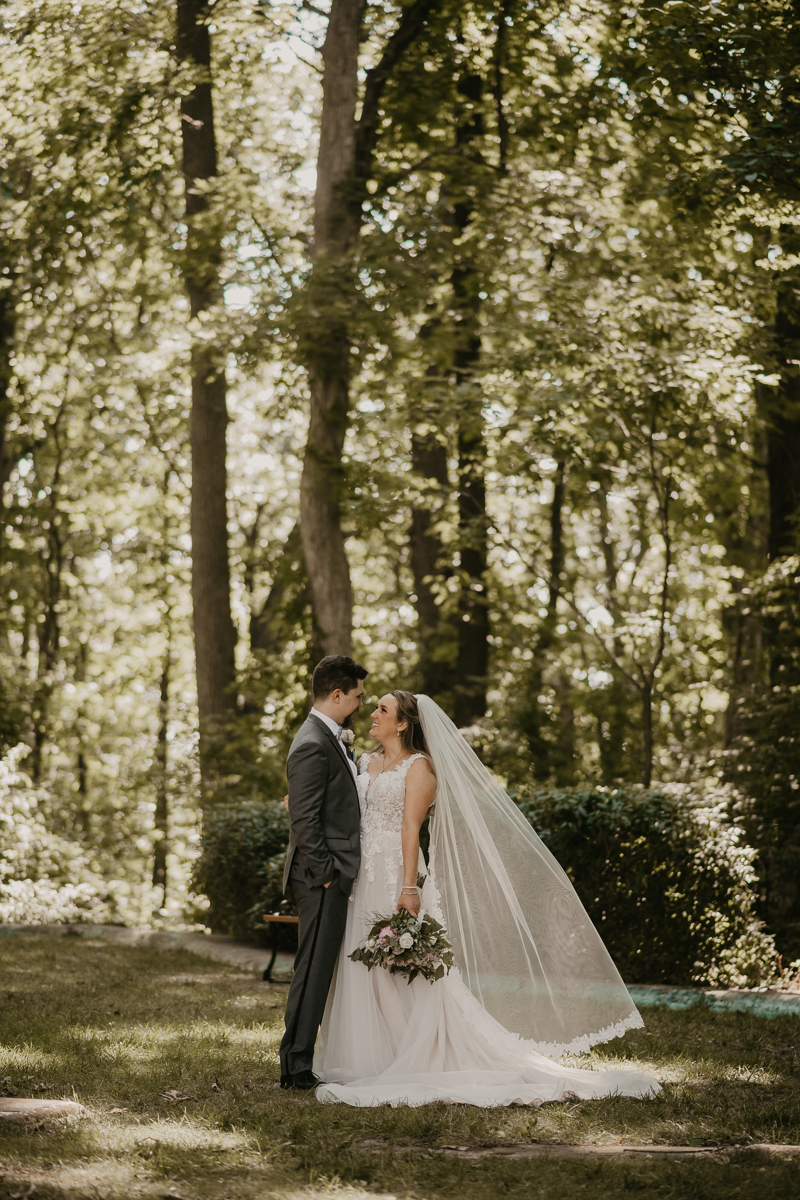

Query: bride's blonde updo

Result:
[390,690,432,760]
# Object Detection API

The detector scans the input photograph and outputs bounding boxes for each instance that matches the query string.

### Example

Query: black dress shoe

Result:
[284,1070,322,1091]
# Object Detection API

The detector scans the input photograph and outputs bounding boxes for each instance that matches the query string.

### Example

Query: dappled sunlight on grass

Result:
[0,1044,67,1077]
[2,936,800,1198]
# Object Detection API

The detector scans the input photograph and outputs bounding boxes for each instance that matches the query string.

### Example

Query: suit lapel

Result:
[307,714,358,793]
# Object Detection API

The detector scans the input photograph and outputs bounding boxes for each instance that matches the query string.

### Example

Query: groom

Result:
[279,654,367,1090]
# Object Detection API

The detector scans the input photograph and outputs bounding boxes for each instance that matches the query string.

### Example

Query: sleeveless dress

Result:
[315,751,659,1107]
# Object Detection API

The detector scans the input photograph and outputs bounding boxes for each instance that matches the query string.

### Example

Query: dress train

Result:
[314,754,659,1108]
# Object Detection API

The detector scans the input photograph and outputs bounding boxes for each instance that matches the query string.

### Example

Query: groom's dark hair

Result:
[312,655,368,699]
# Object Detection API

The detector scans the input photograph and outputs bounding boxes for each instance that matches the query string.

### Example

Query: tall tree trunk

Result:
[31,513,62,780]
[768,226,800,561]
[520,461,567,778]
[152,631,171,902]
[450,15,514,724]
[0,276,14,543]
[72,640,89,831]
[454,392,489,726]
[639,465,672,788]
[298,0,364,657]
[176,0,237,781]
[596,488,630,780]
[31,422,65,782]
[548,467,577,784]
[298,0,439,656]
[450,71,489,728]
[409,421,458,704]
[250,522,313,656]
[410,24,511,721]
[0,268,15,741]
[640,679,654,788]
[722,423,769,745]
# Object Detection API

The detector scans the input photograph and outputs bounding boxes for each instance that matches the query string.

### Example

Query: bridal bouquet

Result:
[349,908,454,984]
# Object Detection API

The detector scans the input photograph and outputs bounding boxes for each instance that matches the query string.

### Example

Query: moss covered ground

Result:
[1,934,798,1199]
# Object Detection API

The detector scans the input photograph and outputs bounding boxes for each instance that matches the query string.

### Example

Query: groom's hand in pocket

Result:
[283,792,328,885]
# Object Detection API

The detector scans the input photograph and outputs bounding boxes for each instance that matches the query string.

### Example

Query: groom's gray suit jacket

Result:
[283,714,361,897]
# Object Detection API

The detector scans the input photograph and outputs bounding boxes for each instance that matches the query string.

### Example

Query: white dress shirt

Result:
[310,707,358,780]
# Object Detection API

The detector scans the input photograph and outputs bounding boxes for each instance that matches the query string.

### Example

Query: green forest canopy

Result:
[1,0,799,940]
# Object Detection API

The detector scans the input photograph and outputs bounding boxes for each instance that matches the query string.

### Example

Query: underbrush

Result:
[0,746,132,925]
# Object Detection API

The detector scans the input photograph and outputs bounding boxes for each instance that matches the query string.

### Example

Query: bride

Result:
[315,691,659,1107]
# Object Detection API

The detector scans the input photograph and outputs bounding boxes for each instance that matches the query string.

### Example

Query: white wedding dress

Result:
[315,750,659,1107]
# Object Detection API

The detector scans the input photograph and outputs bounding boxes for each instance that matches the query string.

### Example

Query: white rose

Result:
[399,933,414,950]
[340,728,355,746]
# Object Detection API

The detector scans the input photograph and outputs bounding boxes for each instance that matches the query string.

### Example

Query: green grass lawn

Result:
[1,934,799,1199]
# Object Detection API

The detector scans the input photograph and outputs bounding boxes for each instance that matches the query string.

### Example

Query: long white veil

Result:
[417,694,643,1055]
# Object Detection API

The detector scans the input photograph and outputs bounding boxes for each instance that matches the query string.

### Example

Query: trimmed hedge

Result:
[515,781,776,987]
[193,780,776,985]
[192,800,295,940]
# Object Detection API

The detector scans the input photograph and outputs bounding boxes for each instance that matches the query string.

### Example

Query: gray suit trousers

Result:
[279,857,350,1077]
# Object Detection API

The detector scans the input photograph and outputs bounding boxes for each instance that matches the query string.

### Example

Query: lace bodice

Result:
[356,751,425,883]
[357,751,425,831]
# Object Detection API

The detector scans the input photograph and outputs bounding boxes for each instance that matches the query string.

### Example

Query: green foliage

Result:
[349,907,454,984]
[191,799,293,938]
[618,0,800,203]
[727,556,800,958]
[0,745,131,924]
[0,0,796,956]
[516,781,776,988]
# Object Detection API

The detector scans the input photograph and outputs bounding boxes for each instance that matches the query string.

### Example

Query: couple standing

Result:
[279,655,659,1107]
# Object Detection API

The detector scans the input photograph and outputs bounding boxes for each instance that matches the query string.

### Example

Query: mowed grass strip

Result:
[0,935,799,1199]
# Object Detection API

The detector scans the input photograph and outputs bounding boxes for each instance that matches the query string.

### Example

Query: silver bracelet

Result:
[401,886,419,894]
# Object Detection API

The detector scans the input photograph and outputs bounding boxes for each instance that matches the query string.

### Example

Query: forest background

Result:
[1,0,799,983]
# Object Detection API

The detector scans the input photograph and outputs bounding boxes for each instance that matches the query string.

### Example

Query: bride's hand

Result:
[397,890,420,918]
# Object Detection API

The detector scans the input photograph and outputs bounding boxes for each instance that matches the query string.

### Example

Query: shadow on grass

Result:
[2,937,800,1199]
[3,1120,800,1200]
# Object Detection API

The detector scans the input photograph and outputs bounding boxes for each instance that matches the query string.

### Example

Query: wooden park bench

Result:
[261,913,299,982]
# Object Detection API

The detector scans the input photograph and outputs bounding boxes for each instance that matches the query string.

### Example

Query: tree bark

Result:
[0,277,14,527]
[640,679,654,788]
[298,0,364,657]
[409,422,458,703]
[450,13,516,722]
[299,0,438,656]
[31,419,66,782]
[767,226,800,560]
[152,636,170,901]
[450,71,489,728]
[176,0,237,781]
[596,487,630,781]
[250,522,313,655]
[72,640,90,832]
[722,423,769,745]
[520,461,567,778]
[639,465,672,788]
[31,511,62,780]
[454,391,489,726]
